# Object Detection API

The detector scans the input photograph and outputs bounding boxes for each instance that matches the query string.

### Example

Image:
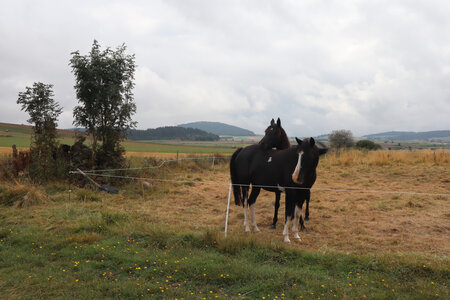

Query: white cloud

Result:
[1,0,449,136]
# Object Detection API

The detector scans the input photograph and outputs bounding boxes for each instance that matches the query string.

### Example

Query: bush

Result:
[355,140,382,150]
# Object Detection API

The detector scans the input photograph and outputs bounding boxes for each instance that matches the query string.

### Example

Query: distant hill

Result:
[128,126,219,141]
[363,130,450,142]
[178,121,255,136]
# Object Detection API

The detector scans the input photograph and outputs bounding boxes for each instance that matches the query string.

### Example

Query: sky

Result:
[1,0,449,137]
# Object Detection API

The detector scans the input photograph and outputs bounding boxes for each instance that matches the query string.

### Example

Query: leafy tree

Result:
[70,40,137,169]
[329,129,354,149]
[17,82,62,181]
[355,140,382,150]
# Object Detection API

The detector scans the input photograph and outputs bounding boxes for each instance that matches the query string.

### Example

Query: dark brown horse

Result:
[229,118,290,232]
[270,139,328,229]
[230,137,327,242]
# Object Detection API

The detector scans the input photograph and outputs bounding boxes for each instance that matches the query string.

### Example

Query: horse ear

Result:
[277,118,281,127]
[270,118,275,126]
[295,137,302,145]
[310,137,315,147]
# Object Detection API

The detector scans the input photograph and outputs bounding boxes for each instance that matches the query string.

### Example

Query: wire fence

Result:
[69,156,450,197]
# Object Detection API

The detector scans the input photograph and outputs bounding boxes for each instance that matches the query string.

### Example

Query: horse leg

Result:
[283,192,295,242]
[270,191,281,229]
[242,187,251,232]
[305,190,310,221]
[291,200,302,241]
[248,187,261,232]
[299,197,307,232]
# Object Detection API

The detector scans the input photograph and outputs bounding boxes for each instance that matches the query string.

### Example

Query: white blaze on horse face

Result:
[292,151,303,184]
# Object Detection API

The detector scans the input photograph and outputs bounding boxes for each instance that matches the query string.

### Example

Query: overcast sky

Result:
[1,0,449,136]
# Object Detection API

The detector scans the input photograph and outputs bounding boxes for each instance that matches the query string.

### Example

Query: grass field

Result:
[0,149,449,299]
[0,122,238,155]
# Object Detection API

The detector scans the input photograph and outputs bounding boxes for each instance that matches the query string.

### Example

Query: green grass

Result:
[0,192,448,299]
[0,122,241,154]
[123,141,236,154]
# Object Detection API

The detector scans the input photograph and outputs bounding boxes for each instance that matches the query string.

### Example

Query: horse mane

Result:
[278,127,291,150]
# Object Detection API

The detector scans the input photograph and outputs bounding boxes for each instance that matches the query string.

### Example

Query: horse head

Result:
[292,137,328,186]
[259,118,291,150]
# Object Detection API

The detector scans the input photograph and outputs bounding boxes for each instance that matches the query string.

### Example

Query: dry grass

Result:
[326,149,450,166]
[0,147,27,154]
[0,183,48,208]
[127,150,450,256]
[1,149,448,256]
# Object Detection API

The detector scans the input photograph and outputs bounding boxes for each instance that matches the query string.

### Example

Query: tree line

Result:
[128,126,219,141]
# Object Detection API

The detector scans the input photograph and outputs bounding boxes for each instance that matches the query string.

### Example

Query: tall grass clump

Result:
[75,188,103,202]
[0,184,47,207]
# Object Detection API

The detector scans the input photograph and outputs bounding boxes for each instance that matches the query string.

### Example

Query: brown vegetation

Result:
[128,149,450,256]
[1,149,449,257]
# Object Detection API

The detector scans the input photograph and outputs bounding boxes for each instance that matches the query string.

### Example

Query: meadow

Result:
[0,148,449,299]
[0,122,237,156]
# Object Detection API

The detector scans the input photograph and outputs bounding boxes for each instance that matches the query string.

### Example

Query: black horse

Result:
[230,137,327,242]
[229,118,290,232]
[270,139,328,229]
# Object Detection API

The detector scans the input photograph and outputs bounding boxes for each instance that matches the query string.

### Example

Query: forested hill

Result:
[128,126,219,141]
[178,121,255,136]
[363,130,450,141]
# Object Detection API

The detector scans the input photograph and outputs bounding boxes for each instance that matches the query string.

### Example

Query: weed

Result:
[76,189,103,202]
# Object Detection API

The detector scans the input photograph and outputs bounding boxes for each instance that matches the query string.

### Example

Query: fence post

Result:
[224,183,232,238]
[211,156,215,170]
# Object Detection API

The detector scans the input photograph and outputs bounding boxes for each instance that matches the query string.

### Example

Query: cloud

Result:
[1,0,449,136]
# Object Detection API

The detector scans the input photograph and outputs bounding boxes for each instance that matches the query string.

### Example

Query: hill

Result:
[363,130,450,142]
[178,121,255,136]
[128,126,219,141]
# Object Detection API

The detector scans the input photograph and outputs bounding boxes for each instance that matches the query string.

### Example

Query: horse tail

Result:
[230,147,243,206]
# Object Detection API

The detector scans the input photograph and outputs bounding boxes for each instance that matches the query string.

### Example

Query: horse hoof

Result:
[253,227,261,233]
[269,224,276,230]
[300,227,307,232]
[283,236,291,243]
[305,216,309,221]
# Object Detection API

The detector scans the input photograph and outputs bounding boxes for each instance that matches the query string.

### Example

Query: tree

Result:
[70,40,137,169]
[355,140,382,150]
[328,129,354,149]
[17,82,62,181]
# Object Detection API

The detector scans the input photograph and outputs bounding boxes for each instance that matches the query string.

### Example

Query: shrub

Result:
[355,140,382,150]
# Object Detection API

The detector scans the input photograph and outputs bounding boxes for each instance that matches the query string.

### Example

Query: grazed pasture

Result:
[0,149,448,299]
[125,150,450,255]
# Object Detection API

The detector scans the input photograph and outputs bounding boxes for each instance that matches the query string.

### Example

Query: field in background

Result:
[0,123,242,155]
